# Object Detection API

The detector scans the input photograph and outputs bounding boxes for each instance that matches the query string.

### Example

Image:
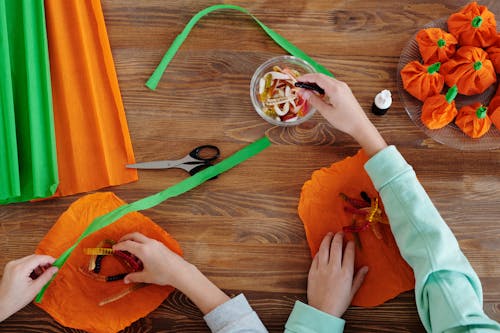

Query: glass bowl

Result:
[250,55,317,126]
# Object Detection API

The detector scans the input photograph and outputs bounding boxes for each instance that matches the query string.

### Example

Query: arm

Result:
[365,146,500,332]
[296,73,499,332]
[0,255,58,322]
[113,233,267,333]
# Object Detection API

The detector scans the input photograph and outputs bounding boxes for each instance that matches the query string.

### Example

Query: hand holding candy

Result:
[0,255,58,322]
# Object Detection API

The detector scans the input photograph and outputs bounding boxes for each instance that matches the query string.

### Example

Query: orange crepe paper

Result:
[455,102,492,138]
[298,150,415,307]
[488,94,500,130]
[441,46,496,96]
[421,86,458,130]
[35,192,182,333]
[416,28,458,64]
[447,2,497,48]
[44,0,138,197]
[487,35,500,74]
[401,61,444,101]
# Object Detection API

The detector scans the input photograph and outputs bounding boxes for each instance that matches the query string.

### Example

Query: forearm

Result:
[364,146,500,332]
[175,264,230,315]
[351,122,387,158]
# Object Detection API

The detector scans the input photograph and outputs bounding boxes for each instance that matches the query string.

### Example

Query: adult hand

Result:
[298,74,387,157]
[307,232,369,318]
[0,255,58,322]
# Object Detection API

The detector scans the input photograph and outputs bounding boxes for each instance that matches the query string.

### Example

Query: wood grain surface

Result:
[1,0,500,332]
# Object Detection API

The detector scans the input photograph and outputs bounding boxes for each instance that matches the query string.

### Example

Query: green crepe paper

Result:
[36,136,271,302]
[0,0,58,204]
[146,4,333,90]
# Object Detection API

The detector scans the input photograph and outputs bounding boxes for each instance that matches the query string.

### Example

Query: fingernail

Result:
[124,279,130,284]
[300,90,312,101]
[363,266,369,274]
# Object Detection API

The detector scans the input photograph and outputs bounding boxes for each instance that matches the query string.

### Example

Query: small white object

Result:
[374,89,392,110]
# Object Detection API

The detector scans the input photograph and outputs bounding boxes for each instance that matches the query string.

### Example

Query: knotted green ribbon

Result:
[36,136,271,302]
[146,4,333,90]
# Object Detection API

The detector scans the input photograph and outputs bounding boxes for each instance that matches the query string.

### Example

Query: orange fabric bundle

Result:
[401,61,444,101]
[455,102,492,138]
[441,46,496,96]
[416,28,458,64]
[44,0,138,197]
[35,192,182,333]
[488,94,500,130]
[447,1,497,48]
[298,150,415,307]
[421,85,458,129]
[487,35,500,74]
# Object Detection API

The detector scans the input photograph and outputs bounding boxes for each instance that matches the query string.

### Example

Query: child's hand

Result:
[298,74,387,157]
[0,255,58,322]
[307,232,369,318]
[112,232,192,288]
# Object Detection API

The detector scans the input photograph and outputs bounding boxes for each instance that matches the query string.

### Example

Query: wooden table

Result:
[1,0,499,331]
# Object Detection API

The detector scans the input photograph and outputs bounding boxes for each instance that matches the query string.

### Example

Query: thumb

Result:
[32,266,58,290]
[350,266,369,298]
[123,271,149,284]
[300,90,333,116]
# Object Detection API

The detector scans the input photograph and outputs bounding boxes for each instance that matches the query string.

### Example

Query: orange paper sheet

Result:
[45,0,137,197]
[298,150,415,307]
[35,192,182,333]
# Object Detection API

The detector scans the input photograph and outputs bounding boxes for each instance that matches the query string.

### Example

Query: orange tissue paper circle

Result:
[298,150,415,307]
[35,192,182,333]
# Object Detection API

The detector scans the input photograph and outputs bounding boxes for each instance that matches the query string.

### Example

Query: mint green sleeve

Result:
[364,145,500,333]
[285,301,345,333]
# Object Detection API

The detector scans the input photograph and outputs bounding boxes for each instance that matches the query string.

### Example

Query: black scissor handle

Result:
[189,145,220,162]
[188,163,218,180]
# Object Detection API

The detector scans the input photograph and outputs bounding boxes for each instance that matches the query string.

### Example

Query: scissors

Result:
[126,145,220,176]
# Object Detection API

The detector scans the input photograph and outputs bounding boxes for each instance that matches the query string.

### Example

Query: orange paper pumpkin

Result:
[298,150,415,307]
[416,28,458,64]
[35,192,183,333]
[441,46,496,96]
[421,85,458,129]
[447,1,497,48]
[401,61,445,101]
[486,35,500,73]
[455,103,492,138]
[488,94,500,130]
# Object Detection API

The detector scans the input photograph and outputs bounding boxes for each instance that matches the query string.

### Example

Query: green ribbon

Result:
[473,61,483,71]
[146,4,333,90]
[471,15,483,28]
[437,38,446,48]
[427,62,441,74]
[36,136,271,302]
[445,85,458,104]
[476,106,487,119]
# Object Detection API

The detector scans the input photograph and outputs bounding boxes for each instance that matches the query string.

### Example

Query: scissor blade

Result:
[126,160,177,169]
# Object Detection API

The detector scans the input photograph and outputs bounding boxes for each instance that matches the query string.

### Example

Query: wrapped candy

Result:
[447,1,497,48]
[488,94,500,131]
[441,46,496,96]
[486,35,500,74]
[455,102,492,138]
[416,28,458,64]
[421,85,458,129]
[401,61,444,101]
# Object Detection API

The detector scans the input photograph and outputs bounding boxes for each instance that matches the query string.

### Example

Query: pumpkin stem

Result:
[476,106,487,119]
[445,85,458,104]
[472,15,483,28]
[473,61,483,71]
[437,38,446,48]
[427,62,441,74]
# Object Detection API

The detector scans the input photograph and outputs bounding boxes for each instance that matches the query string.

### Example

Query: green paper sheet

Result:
[36,136,271,302]
[146,4,333,90]
[0,0,58,204]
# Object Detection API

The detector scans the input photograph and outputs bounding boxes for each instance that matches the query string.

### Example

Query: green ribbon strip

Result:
[146,4,333,90]
[36,136,271,302]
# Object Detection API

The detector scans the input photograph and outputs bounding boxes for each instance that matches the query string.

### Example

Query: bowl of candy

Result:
[250,55,317,126]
